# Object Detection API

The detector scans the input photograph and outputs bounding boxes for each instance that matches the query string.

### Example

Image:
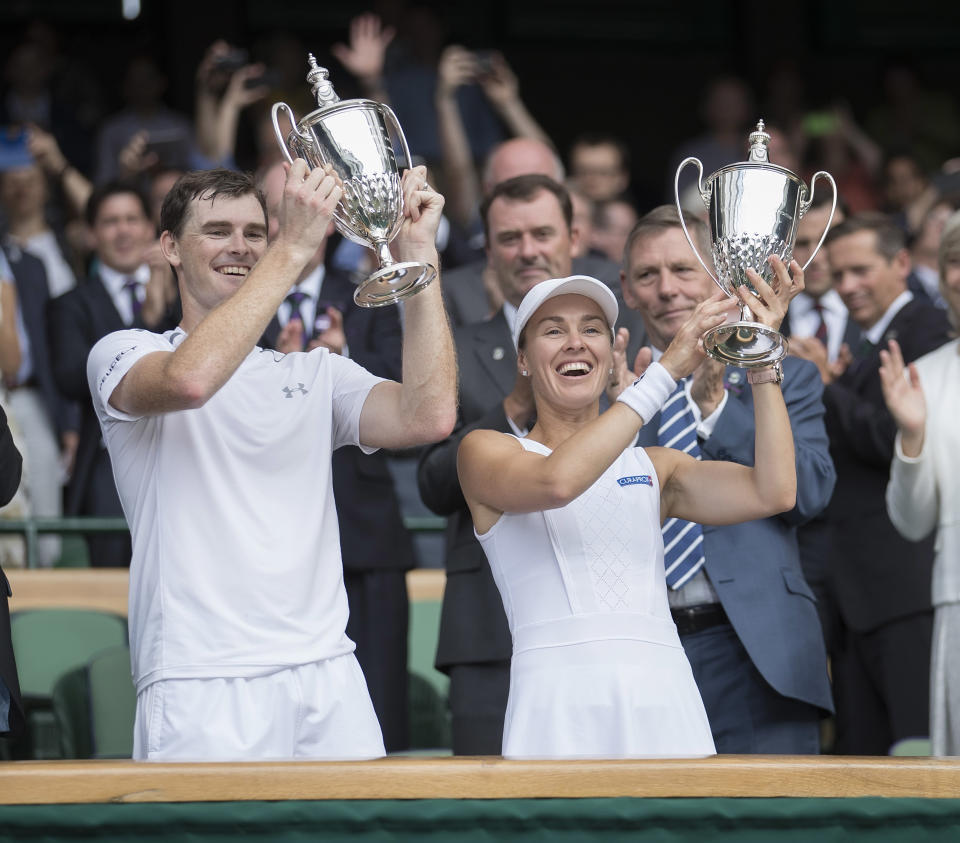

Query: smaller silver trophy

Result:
[272,55,436,307]
[675,120,837,367]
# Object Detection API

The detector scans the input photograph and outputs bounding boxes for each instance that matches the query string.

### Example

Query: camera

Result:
[474,50,495,76]
[243,68,283,90]
[212,48,250,74]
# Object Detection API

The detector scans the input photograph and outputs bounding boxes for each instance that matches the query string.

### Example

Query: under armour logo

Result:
[282,383,309,398]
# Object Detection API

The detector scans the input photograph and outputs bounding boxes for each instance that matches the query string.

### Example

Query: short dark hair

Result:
[623,205,711,270]
[160,169,266,239]
[85,181,151,227]
[824,212,906,261]
[480,174,573,241]
[569,133,631,172]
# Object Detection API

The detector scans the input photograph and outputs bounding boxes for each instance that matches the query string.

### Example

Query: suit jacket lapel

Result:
[841,313,862,351]
[470,311,517,397]
[91,273,127,331]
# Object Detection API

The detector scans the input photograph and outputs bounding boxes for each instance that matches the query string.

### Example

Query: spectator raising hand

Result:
[194,40,271,168]
[24,123,92,218]
[118,130,158,181]
[331,13,395,101]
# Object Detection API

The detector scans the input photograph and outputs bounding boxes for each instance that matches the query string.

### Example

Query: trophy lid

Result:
[747,120,770,163]
[704,117,802,186]
[306,54,341,109]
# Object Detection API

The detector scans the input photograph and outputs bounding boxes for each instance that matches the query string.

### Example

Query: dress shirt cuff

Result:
[893,430,926,464]
[696,390,729,440]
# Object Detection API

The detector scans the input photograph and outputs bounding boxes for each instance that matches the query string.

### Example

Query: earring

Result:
[521,370,529,377]
[609,367,614,375]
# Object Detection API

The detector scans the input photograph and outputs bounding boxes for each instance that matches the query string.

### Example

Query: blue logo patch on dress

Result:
[617,475,652,487]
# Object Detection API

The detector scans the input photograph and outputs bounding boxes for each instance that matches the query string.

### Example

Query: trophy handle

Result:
[271,102,301,166]
[378,104,414,172]
[797,171,838,273]
[674,157,725,293]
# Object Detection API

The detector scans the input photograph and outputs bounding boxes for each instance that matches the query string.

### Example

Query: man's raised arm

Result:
[359,167,458,449]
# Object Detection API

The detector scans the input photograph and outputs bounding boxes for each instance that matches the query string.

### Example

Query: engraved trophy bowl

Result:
[674,120,837,367]
[272,55,436,307]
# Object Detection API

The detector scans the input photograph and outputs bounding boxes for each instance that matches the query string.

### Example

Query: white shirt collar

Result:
[286,264,325,299]
[865,290,913,345]
[791,288,846,319]
[99,262,150,298]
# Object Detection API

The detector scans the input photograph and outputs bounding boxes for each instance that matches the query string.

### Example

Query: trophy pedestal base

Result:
[703,321,788,368]
[354,262,437,308]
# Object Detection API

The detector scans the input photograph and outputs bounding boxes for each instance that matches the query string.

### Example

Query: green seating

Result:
[52,645,135,759]
[407,598,448,700]
[889,737,933,756]
[10,608,128,759]
[406,595,451,752]
[407,670,452,752]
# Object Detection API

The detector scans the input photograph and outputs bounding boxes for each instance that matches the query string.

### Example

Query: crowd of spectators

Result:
[1,11,959,757]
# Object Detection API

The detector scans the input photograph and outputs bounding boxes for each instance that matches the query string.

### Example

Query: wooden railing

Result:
[0,515,448,569]
[2,755,960,804]
[6,567,445,615]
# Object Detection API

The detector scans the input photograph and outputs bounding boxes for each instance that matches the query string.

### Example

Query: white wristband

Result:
[616,361,677,424]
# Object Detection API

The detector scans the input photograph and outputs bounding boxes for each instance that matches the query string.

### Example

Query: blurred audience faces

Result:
[591,198,638,265]
[568,134,630,203]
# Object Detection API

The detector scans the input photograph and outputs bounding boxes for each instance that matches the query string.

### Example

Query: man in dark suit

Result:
[781,194,857,651]
[258,163,416,752]
[793,213,953,754]
[48,182,177,566]
[419,174,604,754]
[619,206,836,753]
[0,405,24,739]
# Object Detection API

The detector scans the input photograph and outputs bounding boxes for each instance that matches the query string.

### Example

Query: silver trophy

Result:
[674,120,837,367]
[272,55,436,307]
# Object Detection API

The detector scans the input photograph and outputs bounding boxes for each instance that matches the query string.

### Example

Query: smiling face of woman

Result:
[517,293,614,413]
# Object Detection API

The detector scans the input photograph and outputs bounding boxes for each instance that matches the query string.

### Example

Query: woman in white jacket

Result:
[881,213,960,756]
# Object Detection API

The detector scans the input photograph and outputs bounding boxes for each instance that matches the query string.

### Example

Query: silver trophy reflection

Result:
[272,55,436,308]
[675,120,837,367]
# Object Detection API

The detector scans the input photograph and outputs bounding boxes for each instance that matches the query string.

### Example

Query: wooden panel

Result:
[7,569,129,617]
[3,755,960,804]
[406,569,445,602]
[6,568,447,617]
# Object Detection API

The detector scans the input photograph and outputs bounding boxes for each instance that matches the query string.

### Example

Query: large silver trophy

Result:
[674,120,837,367]
[272,55,436,307]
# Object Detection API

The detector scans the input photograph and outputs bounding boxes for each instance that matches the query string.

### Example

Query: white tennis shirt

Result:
[88,327,385,693]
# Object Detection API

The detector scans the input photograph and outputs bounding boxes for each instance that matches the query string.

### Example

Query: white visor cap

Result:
[513,275,619,350]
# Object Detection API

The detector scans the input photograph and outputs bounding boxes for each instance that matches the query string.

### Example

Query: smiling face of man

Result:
[828,229,909,331]
[485,188,578,308]
[621,226,714,351]
[92,192,155,275]
[161,191,268,320]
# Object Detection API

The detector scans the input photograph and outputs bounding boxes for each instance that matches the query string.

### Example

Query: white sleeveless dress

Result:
[477,438,715,759]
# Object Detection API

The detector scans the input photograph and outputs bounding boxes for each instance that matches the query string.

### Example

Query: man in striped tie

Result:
[617,205,837,754]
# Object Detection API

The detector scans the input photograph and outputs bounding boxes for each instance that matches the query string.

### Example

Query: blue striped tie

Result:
[658,380,706,589]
